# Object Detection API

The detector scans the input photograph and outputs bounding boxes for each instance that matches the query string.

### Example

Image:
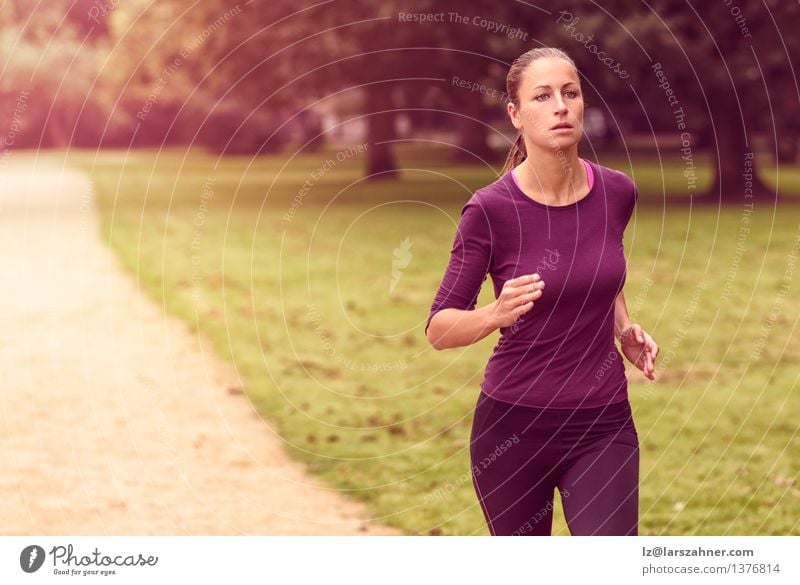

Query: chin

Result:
[545,134,581,149]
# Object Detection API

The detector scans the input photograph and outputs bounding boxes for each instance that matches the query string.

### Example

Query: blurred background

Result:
[2,0,798,192]
[0,0,798,536]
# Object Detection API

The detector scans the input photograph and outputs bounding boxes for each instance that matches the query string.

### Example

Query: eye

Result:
[564,90,578,98]
[534,93,549,101]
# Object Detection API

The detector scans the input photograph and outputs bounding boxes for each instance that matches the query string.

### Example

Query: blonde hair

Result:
[500,48,579,174]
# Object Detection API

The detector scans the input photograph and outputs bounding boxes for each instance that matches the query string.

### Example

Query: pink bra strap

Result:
[583,158,594,190]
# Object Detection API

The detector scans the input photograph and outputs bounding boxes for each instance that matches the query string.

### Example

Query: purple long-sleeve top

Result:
[425,159,639,408]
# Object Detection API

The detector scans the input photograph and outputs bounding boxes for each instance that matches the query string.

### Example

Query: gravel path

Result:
[0,161,398,535]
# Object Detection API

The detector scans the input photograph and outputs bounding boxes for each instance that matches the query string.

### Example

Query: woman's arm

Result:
[427,274,543,350]
[614,290,633,340]
[426,305,499,350]
[425,196,545,350]
[614,289,659,380]
[425,199,493,348]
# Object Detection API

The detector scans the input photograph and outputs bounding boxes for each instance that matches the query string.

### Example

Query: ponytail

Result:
[501,132,526,175]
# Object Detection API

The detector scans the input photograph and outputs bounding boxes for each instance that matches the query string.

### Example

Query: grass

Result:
[58,143,800,535]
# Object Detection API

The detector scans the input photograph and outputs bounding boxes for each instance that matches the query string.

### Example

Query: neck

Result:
[514,144,585,205]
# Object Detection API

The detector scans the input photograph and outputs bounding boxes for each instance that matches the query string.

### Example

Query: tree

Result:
[0,1,113,148]
[103,0,544,176]
[598,0,798,202]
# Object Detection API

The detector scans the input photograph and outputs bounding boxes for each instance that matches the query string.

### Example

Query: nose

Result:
[553,94,568,113]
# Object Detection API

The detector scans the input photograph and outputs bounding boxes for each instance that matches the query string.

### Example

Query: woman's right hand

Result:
[490,273,545,329]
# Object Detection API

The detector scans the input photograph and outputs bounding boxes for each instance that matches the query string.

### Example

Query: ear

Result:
[507,102,522,131]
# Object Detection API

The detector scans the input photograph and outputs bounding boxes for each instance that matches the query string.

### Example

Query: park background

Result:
[0,0,797,535]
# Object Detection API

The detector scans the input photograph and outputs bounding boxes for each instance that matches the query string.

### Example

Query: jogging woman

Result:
[425,47,659,536]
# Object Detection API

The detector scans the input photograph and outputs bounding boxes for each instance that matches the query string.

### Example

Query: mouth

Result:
[550,122,574,130]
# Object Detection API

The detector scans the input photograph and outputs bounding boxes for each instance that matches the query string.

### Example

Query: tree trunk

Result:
[47,107,71,148]
[703,87,775,204]
[776,129,798,164]
[365,84,398,181]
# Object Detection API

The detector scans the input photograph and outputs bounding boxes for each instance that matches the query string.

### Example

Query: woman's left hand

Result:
[620,323,659,380]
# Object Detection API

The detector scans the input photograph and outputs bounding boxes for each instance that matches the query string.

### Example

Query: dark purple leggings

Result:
[469,391,639,536]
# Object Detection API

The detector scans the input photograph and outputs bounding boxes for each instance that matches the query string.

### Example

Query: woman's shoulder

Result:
[470,171,516,206]
[589,161,636,192]
[453,175,514,233]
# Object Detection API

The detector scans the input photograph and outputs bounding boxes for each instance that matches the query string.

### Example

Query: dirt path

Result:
[0,161,399,535]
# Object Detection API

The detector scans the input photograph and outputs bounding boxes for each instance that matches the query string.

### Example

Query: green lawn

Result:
[63,144,799,535]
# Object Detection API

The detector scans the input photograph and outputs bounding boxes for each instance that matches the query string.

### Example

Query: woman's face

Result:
[507,57,584,152]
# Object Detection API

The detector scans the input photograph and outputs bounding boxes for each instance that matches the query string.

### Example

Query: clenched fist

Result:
[489,273,545,329]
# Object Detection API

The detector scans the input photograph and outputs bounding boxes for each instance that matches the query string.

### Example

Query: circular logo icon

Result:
[20,545,46,573]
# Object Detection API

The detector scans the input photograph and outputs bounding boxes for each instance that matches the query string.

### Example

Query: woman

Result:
[425,47,659,536]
